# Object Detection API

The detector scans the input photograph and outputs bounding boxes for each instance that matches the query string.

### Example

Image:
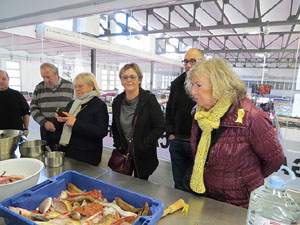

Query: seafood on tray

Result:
[0,171,24,185]
[8,182,150,225]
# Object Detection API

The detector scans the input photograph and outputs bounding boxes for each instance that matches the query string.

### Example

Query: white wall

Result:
[0,56,43,92]
[20,60,43,92]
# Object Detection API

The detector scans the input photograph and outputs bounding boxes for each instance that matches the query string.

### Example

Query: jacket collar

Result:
[114,87,149,104]
[220,97,249,128]
[113,88,151,137]
[191,97,249,128]
[171,72,187,87]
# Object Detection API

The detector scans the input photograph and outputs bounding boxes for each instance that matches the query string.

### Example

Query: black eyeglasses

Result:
[121,75,138,81]
[182,58,201,65]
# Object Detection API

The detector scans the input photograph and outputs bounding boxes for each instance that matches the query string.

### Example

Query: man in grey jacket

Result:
[30,63,73,149]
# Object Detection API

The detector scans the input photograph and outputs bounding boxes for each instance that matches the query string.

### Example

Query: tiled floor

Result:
[27,117,175,189]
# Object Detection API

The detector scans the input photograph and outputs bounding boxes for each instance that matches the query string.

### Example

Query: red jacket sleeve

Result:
[249,110,284,177]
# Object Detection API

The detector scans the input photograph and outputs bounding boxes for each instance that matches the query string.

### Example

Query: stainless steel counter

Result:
[1,156,248,225]
[38,157,108,183]
[98,171,248,225]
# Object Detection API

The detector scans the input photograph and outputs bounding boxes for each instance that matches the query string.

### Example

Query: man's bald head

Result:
[184,48,204,72]
[0,70,9,91]
[0,70,9,78]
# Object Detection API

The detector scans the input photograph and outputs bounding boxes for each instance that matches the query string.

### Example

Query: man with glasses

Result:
[30,63,73,150]
[165,48,204,191]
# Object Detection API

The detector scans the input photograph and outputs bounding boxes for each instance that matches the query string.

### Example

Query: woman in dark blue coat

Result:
[55,73,108,166]
[111,63,165,180]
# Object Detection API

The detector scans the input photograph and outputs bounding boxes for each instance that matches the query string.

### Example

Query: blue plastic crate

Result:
[0,170,164,225]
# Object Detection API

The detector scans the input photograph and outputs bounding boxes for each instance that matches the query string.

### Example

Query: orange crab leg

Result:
[111,215,136,225]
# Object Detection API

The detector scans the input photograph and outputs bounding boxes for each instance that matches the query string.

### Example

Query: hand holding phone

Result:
[56,107,66,117]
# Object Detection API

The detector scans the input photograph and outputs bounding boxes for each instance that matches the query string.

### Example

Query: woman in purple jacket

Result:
[184,58,284,208]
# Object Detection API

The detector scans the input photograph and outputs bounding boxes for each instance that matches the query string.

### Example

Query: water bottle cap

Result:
[268,175,285,189]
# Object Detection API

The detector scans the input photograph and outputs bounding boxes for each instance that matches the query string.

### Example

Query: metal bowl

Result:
[43,151,65,168]
[0,130,23,157]
[19,140,47,157]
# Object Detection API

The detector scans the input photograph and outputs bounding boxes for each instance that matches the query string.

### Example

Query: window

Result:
[44,19,73,31]
[153,74,156,89]
[101,81,108,90]
[284,82,292,90]
[276,82,284,90]
[101,69,108,90]
[5,60,21,91]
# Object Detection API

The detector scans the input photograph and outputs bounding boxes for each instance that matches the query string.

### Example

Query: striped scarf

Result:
[190,97,232,194]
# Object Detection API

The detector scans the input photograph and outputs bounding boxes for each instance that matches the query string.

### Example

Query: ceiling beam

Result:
[0,0,175,29]
[99,19,300,37]
[192,49,298,54]
[155,31,300,40]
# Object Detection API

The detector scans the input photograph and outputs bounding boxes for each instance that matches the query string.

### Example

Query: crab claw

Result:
[39,197,53,214]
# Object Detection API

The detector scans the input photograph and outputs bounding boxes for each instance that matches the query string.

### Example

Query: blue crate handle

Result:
[28,179,53,192]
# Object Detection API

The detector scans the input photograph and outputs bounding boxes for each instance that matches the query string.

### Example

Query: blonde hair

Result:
[74,72,100,97]
[185,58,246,104]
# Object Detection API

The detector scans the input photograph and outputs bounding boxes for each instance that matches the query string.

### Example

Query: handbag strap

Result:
[126,116,138,154]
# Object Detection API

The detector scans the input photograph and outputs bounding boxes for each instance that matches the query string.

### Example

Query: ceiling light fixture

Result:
[57,51,65,56]
[263,21,270,35]
[255,53,265,58]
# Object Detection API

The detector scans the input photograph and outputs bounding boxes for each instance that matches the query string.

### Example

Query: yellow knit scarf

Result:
[190,97,232,194]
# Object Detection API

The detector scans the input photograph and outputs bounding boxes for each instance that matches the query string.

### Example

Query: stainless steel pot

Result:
[43,151,65,168]
[0,129,23,157]
[45,166,63,177]
[19,140,47,157]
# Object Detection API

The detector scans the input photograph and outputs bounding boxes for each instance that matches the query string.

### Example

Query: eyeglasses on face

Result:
[74,83,88,89]
[121,75,138,81]
[182,58,201,65]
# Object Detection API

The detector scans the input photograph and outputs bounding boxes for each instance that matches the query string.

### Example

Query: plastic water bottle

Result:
[246,166,300,225]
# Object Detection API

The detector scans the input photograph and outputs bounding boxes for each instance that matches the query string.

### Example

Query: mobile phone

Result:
[56,107,66,117]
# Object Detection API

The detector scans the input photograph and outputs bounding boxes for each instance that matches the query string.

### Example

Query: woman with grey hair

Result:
[110,63,165,180]
[185,58,284,208]
[55,72,108,166]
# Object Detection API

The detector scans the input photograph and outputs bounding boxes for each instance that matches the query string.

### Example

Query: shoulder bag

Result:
[108,116,138,175]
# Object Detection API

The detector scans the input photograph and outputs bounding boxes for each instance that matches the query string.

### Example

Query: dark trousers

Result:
[169,138,194,191]
[40,126,60,150]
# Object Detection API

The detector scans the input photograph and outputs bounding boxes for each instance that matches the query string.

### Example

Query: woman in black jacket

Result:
[55,72,109,166]
[111,63,165,180]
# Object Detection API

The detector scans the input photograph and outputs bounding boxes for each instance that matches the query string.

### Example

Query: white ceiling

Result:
[0,0,299,69]
[102,0,300,68]
[0,0,176,29]
[0,27,182,71]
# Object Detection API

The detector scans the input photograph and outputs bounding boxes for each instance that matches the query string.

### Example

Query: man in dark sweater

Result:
[30,63,73,149]
[165,48,204,191]
[0,70,30,133]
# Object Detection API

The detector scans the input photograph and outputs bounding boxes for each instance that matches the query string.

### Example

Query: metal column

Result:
[91,49,96,75]
[150,61,154,92]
